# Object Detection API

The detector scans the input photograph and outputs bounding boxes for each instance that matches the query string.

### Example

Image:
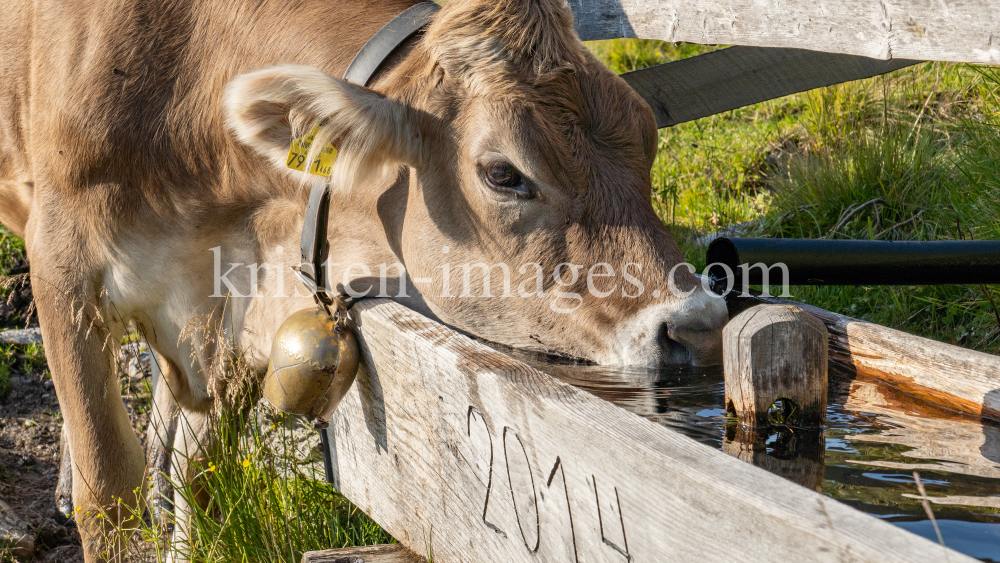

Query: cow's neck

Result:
[240,169,431,373]
[296,2,438,305]
[239,20,439,370]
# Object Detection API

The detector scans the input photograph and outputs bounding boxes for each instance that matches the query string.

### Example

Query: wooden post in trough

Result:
[728,291,1000,420]
[724,304,829,431]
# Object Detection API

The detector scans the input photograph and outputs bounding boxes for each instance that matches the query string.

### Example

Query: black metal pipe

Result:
[706,238,1000,286]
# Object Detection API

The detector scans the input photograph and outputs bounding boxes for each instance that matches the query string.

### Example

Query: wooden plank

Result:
[326,298,972,563]
[729,293,1000,420]
[622,47,918,128]
[569,0,1000,64]
[302,544,424,563]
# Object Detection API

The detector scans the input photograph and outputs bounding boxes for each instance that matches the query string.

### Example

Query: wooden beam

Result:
[302,544,424,563]
[570,0,1000,64]
[729,293,1000,420]
[326,298,972,563]
[621,47,918,128]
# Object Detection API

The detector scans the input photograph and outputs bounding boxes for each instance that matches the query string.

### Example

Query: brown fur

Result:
[0,1,727,560]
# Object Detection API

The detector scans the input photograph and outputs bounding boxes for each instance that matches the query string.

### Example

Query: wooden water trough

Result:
[304,0,1000,560]
[312,298,992,562]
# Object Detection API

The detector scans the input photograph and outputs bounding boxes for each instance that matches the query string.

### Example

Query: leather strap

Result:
[344,2,441,87]
[296,183,331,300]
[298,1,440,304]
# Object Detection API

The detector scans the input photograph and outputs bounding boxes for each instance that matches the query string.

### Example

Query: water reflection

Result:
[842,378,1000,478]
[515,356,729,447]
[510,350,1000,562]
[839,377,1000,507]
[722,426,825,491]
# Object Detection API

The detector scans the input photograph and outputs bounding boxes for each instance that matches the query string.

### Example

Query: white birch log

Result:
[569,0,1000,64]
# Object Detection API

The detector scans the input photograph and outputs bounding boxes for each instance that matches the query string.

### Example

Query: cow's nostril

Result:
[657,323,692,365]
[667,324,725,366]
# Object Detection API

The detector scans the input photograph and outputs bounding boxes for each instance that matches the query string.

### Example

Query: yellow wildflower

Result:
[242,458,250,468]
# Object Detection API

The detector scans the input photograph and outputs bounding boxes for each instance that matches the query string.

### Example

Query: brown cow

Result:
[0,0,727,560]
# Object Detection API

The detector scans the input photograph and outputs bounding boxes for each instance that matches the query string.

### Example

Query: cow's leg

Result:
[55,424,75,520]
[53,346,179,531]
[145,351,179,531]
[166,407,213,563]
[29,240,145,562]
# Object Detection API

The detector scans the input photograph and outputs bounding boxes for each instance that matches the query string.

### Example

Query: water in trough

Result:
[514,355,1000,562]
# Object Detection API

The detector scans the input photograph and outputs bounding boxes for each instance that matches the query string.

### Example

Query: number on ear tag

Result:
[286,126,337,177]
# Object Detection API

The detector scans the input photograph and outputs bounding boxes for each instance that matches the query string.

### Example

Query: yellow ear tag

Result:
[286,126,337,177]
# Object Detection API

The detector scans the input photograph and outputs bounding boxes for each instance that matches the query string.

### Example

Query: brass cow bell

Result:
[263,300,360,425]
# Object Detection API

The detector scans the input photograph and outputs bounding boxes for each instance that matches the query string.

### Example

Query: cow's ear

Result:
[224,64,423,188]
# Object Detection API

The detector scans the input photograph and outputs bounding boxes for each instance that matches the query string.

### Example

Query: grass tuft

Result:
[93,334,391,563]
[167,406,393,563]
[0,349,11,401]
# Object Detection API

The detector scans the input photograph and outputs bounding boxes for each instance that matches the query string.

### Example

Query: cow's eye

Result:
[482,161,532,199]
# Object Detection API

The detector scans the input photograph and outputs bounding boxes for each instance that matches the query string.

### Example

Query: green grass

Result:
[0,342,47,401]
[586,39,721,74]
[21,343,45,373]
[156,408,390,562]
[0,542,17,563]
[0,346,12,400]
[587,40,1000,355]
[0,225,24,276]
[93,347,391,563]
[0,223,30,332]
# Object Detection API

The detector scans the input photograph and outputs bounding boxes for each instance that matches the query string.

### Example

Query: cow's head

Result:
[225,0,727,366]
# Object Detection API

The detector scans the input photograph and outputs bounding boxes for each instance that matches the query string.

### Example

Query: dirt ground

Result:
[0,262,151,562]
